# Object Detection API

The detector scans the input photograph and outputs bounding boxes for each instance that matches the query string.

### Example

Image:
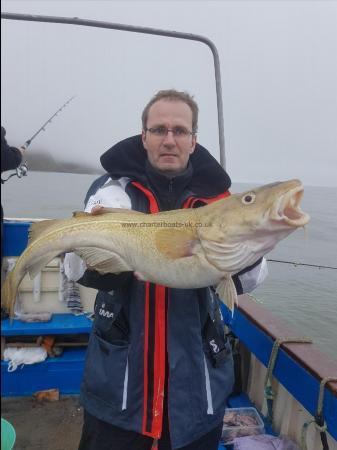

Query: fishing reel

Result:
[1,162,28,184]
[16,162,28,178]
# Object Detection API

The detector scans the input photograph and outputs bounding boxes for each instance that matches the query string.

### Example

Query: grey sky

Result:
[1,0,337,187]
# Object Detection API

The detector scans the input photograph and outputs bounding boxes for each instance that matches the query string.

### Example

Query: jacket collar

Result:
[100,134,231,197]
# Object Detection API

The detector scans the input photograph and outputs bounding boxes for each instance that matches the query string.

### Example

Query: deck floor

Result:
[2,396,83,450]
[2,396,228,450]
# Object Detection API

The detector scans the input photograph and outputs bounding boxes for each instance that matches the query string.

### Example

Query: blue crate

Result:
[3,221,31,256]
[1,313,93,336]
[1,348,86,396]
[1,315,92,396]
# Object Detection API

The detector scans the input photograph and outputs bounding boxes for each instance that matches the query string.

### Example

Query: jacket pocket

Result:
[93,292,129,344]
[83,331,129,411]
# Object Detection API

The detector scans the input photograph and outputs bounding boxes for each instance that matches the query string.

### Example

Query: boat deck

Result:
[1,315,277,449]
[2,393,274,450]
[2,396,83,450]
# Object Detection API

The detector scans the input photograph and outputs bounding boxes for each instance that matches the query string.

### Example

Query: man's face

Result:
[142,99,197,177]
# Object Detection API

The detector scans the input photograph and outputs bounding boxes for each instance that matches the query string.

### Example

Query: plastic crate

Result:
[221,407,264,445]
[3,221,30,256]
[1,348,86,396]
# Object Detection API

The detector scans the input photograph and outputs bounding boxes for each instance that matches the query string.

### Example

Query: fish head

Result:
[227,178,309,247]
[233,178,309,224]
[201,179,310,271]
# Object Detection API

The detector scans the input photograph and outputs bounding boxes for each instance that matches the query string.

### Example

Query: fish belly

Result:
[135,254,223,289]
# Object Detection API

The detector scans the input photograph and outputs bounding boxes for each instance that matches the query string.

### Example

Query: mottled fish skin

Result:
[1,179,309,317]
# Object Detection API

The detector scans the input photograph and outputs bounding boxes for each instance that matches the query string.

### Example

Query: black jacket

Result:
[1,127,22,173]
[1,127,23,222]
[78,135,261,448]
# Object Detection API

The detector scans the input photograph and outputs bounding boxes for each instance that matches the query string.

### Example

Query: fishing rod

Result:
[268,259,337,271]
[2,95,76,183]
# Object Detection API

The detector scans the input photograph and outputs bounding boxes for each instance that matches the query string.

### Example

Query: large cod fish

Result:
[1,179,309,317]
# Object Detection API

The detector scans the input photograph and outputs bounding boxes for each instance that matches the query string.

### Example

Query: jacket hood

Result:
[100,135,231,197]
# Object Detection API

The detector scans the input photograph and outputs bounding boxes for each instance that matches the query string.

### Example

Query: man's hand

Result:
[90,205,105,215]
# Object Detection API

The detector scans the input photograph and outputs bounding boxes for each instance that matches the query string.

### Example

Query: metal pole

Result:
[1,12,226,169]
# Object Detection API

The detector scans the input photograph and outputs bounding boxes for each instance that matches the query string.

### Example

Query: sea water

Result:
[2,172,336,362]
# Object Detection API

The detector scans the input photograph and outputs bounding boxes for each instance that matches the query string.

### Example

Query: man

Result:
[67,90,267,450]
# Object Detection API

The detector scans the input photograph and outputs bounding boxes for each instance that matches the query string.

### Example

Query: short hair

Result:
[142,89,199,133]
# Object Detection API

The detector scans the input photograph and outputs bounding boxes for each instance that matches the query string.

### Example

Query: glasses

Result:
[145,126,194,139]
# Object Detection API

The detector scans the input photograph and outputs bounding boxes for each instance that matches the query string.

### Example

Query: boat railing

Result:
[221,295,337,448]
[1,11,226,169]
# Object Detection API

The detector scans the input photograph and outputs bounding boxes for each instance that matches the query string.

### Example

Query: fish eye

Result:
[241,192,256,205]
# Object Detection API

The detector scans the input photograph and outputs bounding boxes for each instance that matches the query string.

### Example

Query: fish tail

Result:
[1,271,17,320]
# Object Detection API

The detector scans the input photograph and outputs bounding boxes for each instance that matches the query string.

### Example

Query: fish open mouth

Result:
[270,184,310,226]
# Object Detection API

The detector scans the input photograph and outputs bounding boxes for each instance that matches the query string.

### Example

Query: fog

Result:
[1,1,337,186]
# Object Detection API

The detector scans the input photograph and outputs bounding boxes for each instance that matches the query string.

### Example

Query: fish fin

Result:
[155,229,198,259]
[96,207,143,214]
[72,211,91,218]
[28,220,59,244]
[73,208,144,217]
[134,271,148,282]
[28,252,59,279]
[215,274,238,316]
[75,247,131,274]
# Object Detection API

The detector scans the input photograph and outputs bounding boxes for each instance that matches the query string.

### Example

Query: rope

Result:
[60,261,83,313]
[300,377,337,450]
[264,337,313,423]
[301,420,327,450]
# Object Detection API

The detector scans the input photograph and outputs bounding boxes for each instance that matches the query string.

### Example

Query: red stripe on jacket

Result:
[133,182,165,438]
[132,180,230,438]
[182,190,230,208]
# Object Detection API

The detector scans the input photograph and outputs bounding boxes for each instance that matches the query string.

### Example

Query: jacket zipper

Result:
[168,179,174,209]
